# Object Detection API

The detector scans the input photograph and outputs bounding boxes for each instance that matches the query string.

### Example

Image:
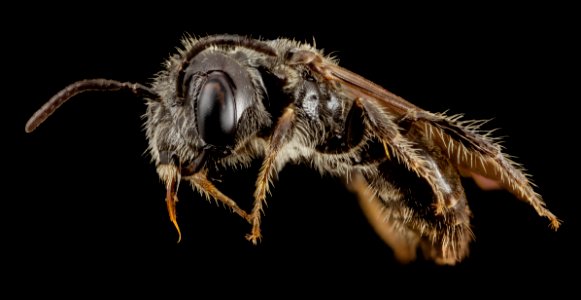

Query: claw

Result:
[245,233,262,245]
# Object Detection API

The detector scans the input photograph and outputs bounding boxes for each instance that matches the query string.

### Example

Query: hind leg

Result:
[348,172,419,263]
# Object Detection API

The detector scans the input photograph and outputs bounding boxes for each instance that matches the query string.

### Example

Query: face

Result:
[146,46,275,176]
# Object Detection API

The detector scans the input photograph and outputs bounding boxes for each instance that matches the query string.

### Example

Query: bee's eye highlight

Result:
[196,71,236,147]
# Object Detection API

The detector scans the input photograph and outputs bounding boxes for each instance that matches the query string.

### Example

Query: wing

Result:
[288,49,560,229]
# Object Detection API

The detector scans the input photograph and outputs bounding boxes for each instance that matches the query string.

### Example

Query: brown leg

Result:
[158,164,251,243]
[348,172,419,263]
[246,107,296,244]
[190,172,251,222]
[417,113,560,229]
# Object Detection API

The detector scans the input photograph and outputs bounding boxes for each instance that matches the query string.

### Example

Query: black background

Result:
[7,3,578,296]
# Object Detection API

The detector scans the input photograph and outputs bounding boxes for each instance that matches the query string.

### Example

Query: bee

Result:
[25,34,560,265]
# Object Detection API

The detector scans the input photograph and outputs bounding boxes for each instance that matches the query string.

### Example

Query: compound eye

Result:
[196,72,236,147]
